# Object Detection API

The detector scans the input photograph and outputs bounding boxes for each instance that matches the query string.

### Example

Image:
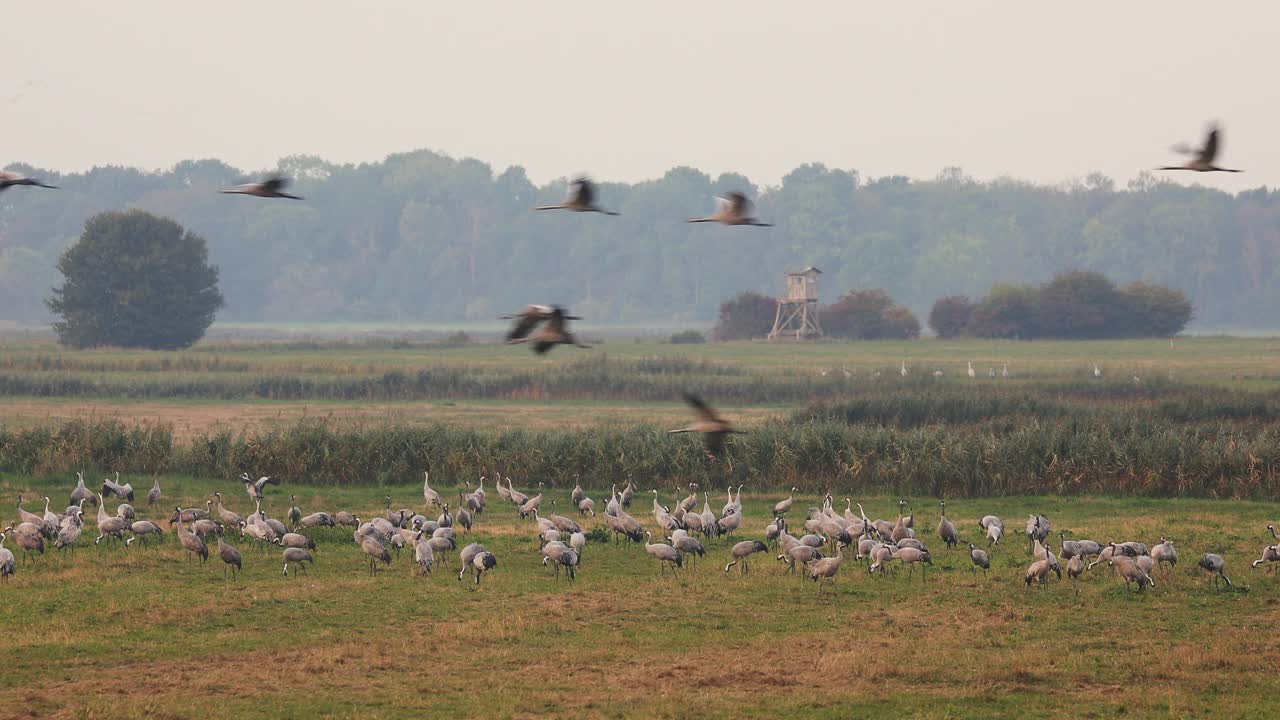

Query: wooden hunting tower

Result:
[768,266,823,340]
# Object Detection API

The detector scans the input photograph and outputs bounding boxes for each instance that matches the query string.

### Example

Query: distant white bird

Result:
[1001,364,1009,379]
[900,361,908,378]
[932,370,944,377]
[988,367,996,378]
[967,362,976,379]
[1093,364,1102,378]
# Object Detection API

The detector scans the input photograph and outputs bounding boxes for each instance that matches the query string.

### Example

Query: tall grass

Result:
[5,356,1280,411]
[4,414,1279,498]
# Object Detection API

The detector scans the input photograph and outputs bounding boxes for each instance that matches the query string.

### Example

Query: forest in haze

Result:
[2,151,1277,329]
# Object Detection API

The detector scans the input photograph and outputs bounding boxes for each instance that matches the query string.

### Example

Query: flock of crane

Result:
[4,470,1275,595]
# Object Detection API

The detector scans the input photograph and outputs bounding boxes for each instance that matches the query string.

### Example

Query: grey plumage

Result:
[0,533,15,579]
[778,544,823,574]
[937,500,957,549]
[282,547,313,577]
[1151,538,1178,570]
[458,543,489,581]
[644,532,682,574]
[94,495,128,545]
[219,537,243,580]
[125,521,164,547]
[968,543,990,577]
[240,473,279,501]
[413,532,434,576]
[360,533,392,575]
[54,510,84,553]
[69,472,96,507]
[1198,553,1232,591]
[723,540,769,574]
[176,517,209,563]
[299,512,334,528]
[470,551,498,586]
[277,532,316,550]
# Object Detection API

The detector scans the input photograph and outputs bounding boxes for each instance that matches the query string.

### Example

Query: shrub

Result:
[823,289,892,339]
[1118,282,1193,337]
[668,329,706,344]
[1036,270,1123,339]
[928,295,973,338]
[882,305,921,339]
[821,289,919,340]
[966,284,1040,339]
[711,292,777,341]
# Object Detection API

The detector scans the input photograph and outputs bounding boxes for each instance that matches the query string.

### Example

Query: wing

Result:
[570,178,594,206]
[262,176,290,192]
[682,392,720,423]
[506,309,546,342]
[1198,127,1220,164]
[543,306,568,334]
[725,192,749,217]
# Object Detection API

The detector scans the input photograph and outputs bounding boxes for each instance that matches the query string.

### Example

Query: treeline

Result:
[928,270,1192,339]
[3,154,1279,328]
[714,270,1189,341]
[4,411,1280,498]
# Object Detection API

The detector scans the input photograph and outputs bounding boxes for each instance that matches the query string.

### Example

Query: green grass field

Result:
[2,336,1279,438]
[3,476,1279,719]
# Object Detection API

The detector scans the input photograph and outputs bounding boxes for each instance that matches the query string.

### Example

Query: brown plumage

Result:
[668,393,744,455]
[1160,123,1242,173]
[504,306,590,355]
[687,191,772,226]
[500,305,582,343]
[534,177,619,215]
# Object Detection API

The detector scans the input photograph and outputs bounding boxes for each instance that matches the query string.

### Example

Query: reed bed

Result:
[4,412,1279,499]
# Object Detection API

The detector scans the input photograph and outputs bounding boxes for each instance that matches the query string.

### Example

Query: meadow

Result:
[3,334,1280,718]
[2,475,1280,719]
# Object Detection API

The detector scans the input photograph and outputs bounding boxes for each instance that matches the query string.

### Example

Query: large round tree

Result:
[48,210,224,349]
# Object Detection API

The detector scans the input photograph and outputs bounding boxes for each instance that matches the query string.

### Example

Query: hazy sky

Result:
[7,3,1277,191]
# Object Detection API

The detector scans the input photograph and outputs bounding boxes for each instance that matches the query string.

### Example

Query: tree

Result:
[967,284,1039,339]
[1037,270,1122,339]
[711,292,776,340]
[824,289,893,339]
[3,153,1274,329]
[928,295,973,338]
[1119,282,1193,336]
[48,210,223,349]
[882,305,922,339]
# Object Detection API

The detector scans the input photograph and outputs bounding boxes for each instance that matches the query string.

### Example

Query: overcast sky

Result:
[6,2,1276,191]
